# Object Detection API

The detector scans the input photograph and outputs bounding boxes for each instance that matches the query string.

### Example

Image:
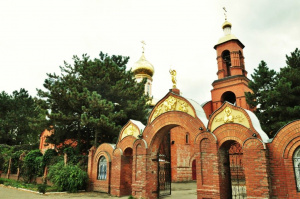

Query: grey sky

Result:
[0,0,299,104]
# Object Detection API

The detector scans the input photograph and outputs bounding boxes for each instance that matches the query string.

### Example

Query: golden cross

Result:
[141,40,146,53]
[223,7,227,21]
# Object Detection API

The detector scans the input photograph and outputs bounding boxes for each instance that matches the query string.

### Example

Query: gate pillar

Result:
[132,139,155,198]
[243,138,270,198]
[110,148,122,196]
[195,132,220,199]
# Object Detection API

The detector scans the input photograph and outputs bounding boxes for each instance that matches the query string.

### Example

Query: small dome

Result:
[132,53,154,77]
[222,20,232,29]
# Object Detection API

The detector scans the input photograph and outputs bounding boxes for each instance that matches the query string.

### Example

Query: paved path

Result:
[0,182,197,199]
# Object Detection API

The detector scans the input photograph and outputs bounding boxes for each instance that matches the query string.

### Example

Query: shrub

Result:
[42,149,58,167]
[22,150,43,182]
[48,161,88,193]
[37,184,47,194]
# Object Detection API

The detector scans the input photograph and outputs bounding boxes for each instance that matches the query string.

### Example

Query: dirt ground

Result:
[0,181,197,199]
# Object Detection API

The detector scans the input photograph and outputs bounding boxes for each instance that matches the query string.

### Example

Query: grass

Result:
[0,177,58,192]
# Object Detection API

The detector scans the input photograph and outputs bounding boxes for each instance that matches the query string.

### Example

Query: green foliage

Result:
[63,147,88,170]
[246,48,300,136]
[42,149,58,167]
[37,52,149,152]
[47,161,88,193]
[37,184,47,194]
[22,150,43,182]
[0,89,48,145]
[245,60,278,134]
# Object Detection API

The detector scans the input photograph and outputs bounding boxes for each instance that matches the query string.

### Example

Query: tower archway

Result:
[222,50,231,77]
[221,91,236,105]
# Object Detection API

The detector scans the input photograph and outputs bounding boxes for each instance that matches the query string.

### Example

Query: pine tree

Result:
[271,48,300,131]
[37,52,149,152]
[0,89,46,145]
[245,60,277,135]
[246,48,300,137]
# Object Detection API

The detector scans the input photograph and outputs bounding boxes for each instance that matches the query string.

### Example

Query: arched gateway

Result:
[86,18,300,199]
[87,89,275,199]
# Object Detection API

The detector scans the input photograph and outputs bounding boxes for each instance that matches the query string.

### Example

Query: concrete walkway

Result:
[0,182,197,199]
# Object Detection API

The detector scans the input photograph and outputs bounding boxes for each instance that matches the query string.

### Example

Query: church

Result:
[86,18,300,199]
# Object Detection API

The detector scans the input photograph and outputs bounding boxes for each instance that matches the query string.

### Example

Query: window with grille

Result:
[293,147,300,191]
[98,156,107,180]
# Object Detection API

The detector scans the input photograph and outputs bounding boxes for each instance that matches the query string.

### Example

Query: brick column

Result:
[243,139,270,198]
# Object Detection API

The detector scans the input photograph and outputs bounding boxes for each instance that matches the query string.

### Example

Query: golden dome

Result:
[132,53,154,77]
[222,20,232,29]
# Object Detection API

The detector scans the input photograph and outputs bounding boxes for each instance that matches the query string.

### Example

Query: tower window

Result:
[222,50,231,77]
[221,91,236,105]
[147,83,150,95]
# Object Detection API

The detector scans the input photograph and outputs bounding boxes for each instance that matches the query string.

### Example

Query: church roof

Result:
[130,119,145,133]
[245,109,271,143]
[186,98,209,126]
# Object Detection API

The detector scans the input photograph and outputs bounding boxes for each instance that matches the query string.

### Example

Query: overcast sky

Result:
[0,0,299,104]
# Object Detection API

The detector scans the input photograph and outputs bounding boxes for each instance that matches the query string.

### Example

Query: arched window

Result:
[98,156,107,180]
[221,91,236,105]
[293,147,300,191]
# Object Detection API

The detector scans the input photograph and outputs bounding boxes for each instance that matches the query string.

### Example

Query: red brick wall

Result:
[268,120,300,198]
[170,126,194,182]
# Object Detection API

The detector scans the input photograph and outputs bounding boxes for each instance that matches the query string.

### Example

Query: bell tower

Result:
[210,16,253,112]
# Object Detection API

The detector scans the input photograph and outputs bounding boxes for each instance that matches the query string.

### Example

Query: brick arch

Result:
[284,137,300,159]
[116,135,137,152]
[212,123,254,147]
[195,131,217,147]
[133,139,147,155]
[272,120,300,157]
[243,138,265,150]
[143,111,204,153]
[94,143,115,163]
[95,151,111,164]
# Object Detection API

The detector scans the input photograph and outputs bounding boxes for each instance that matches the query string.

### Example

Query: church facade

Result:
[87,20,300,199]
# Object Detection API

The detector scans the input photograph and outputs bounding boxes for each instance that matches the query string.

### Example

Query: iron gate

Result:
[157,132,171,197]
[228,142,247,199]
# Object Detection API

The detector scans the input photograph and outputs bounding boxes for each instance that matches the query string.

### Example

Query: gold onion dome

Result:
[132,53,154,77]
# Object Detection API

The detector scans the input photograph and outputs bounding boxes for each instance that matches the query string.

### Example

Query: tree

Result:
[0,89,47,145]
[270,48,300,130]
[246,48,300,137]
[245,61,277,134]
[37,52,149,152]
